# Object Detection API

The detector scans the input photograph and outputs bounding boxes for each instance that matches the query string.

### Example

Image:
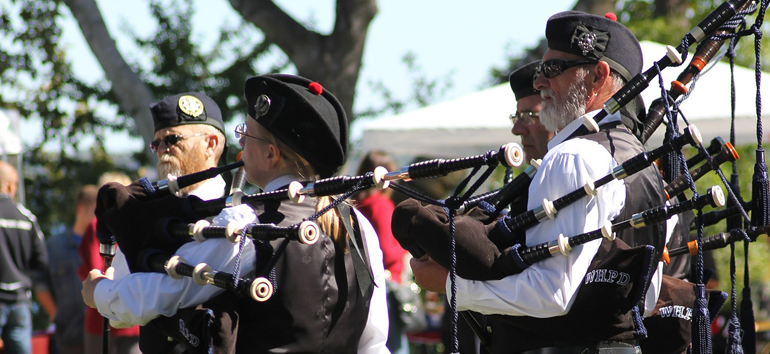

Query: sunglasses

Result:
[235,123,271,144]
[539,59,598,79]
[509,111,540,126]
[150,133,207,152]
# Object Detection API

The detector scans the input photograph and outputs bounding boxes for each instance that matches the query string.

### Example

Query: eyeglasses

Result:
[235,123,271,144]
[539,59,598,79]
[509,111,540,126]
[150,133,207,152]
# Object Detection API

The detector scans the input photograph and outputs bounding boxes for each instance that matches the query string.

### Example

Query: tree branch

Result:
[228,0,377,119]
[62,0,157,162]
[227,0,322,64]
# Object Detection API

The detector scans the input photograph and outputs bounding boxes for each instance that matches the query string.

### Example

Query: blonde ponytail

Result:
[261,128,350,251]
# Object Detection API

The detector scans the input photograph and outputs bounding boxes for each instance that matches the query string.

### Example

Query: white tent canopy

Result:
[359,41,770,162]
[0,109,22,155]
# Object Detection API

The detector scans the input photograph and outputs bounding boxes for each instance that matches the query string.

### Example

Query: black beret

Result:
[150,92,225,135]
[244,74,348,179]
[508,61,541,101]
[545,11,642,82]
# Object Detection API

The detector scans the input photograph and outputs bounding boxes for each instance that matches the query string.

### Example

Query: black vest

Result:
[485,123,667,353]
[140,197,373,354]
[579,123,668,261]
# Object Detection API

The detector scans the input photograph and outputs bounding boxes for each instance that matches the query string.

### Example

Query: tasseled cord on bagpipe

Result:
[388,158,499,354]
[739,1,770,352]
[703,1,769,352]
[651,48,716,353]
[652,2,764,352]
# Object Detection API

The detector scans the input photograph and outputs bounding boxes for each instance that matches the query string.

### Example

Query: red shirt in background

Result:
[356,192,406,283]
[77,218,140,337]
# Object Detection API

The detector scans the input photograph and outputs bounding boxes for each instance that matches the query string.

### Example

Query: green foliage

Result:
[133,0,289,124]
[0,0,131,233]
[0,0,287,235]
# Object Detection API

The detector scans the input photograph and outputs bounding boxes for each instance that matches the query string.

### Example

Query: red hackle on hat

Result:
[309,82,323,95]
[605,12,617,21]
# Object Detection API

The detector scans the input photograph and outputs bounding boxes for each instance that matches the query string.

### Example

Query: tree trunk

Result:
[228,0,378,120]
[61,0,157,162]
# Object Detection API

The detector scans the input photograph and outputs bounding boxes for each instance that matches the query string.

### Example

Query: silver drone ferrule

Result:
[611,165,628,180]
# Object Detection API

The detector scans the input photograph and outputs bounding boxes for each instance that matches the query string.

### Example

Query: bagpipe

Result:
[151,159,245,198]
[663,137,740,200]
[394,184,725,281]
[94,142,526,299]
[639,0,761,144]
[667,224,767,259]
[629,1,768,353]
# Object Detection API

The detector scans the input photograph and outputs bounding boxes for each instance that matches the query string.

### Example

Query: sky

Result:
[16,0,578,154]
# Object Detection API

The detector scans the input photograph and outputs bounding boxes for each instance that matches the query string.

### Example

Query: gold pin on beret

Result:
[178,95,204,117]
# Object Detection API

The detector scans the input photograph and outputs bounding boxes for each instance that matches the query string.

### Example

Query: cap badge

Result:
[577,31,597,56]
[571,25,608,59]
[255,94,272,117]
[178,95,204,118]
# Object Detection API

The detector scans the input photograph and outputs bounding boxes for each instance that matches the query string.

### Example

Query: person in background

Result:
[355,151,410,354]
[0,160,48,354]
[509,60,554,162]
[77,173,139,354]
[35,185,98,354]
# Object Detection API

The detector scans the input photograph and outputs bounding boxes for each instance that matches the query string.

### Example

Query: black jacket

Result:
[0,194,48,302]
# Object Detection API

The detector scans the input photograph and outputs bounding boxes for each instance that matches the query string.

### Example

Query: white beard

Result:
[157,154,183,178]
[539,73,589,132]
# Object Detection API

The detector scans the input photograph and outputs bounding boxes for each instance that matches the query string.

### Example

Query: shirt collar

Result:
[264,174,301,193]
[546,109,622,150]
[188,175,226,200]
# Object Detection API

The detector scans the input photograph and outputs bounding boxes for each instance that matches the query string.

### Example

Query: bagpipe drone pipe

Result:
[392,124,703,265]
[638,0,760,144]
[93,143,526,294]
[184,142,525,217]
[454,135,736,219]
[663,136,740,200]
[393,185,724,281]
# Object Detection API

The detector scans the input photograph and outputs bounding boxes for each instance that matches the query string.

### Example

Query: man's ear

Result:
[585,61,611,97]
[593,61,611,87]
[205,134,219,158]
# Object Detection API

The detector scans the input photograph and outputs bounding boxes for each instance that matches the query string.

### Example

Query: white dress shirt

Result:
[451,110,665,318]
[95,174,390,354]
